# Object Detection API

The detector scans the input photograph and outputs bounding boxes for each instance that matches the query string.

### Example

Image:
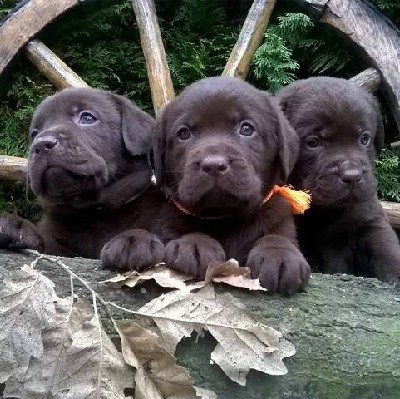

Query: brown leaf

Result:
[0,264,57,383]
[1,264,134,399]
[136,285,295,386]
[205,259,267,291]
[116,320,198,399]
[101,264,190,290]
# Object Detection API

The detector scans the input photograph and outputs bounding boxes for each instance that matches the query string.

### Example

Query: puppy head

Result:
[28,87,154,208]
[154,77,298,216]
[277,76,383,207]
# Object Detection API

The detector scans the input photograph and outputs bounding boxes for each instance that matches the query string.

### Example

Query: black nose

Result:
[339,160,363,183]
[32,136,58,154]
[200,155,229,175]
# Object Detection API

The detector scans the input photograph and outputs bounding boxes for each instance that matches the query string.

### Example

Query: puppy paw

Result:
[165,233,225,278]
[247,237,311,295]
[0,213,43,251]
[101,229,165,271]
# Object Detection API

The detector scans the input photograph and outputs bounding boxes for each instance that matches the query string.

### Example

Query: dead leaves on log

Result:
[0,254,295,397]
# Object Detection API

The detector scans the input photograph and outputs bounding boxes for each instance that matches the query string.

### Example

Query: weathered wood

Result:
[25,40,88,89]
[223,0,276,79]
[0,0,83,74]
[382,201,400,229]
[291,0,400,133]
[0,155,27,181]
[349,67,381,93]
[1,250,400,398]
[131,0,175,113]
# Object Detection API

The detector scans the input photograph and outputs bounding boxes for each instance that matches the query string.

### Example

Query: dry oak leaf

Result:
[0,265,134,399]
[137,285,295,386]
[116,320,199,399]
[101,264,190,290]
[0,264,57,383]
[103,259,266,292]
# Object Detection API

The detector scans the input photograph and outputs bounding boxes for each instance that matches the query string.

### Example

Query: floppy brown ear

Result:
[270,97,299,182]
[153,106,167,190]
[110,93,155,156]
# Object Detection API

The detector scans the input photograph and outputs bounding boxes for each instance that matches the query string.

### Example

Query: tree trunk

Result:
[1,250,399,399]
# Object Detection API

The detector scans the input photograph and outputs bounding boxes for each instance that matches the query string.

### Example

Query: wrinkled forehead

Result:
[296,91,376,137]
[31,89,116,126]
[165,83,268,131]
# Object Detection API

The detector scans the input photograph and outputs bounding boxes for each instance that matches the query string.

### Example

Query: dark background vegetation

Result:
[0,0,399,219]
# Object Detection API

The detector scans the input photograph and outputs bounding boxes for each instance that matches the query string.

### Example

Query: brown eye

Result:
[304,136,322,148]
[79,111,97,125]
[239,122,255,136]
[177,127,191,140]
[31,129,39,139]
[359,132,371,146]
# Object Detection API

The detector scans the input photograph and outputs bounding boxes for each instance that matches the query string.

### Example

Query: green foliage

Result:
[0,0,399,210]
[0,180,41,220]
[251,12,357,92]
[375,149,400,202]
[0,0,16,19]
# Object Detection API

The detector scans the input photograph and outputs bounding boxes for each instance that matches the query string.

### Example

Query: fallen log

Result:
[1,249,399,398]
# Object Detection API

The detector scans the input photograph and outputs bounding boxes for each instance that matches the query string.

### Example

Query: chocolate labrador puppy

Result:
[153,77,311,294]
[0,87,164,270]
[277,76,400,282]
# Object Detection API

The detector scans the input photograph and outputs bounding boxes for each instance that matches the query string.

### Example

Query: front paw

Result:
[101,229,165,271]
[165,233,225,278]
[247,239,311,295]
[0,213,43,251]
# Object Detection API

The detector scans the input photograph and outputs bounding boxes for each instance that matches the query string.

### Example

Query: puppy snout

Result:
[339,160,363,183]
[200,155,229,176]
[32,136,58,154]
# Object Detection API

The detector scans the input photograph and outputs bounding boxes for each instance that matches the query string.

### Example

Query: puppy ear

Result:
[270,97,299,182]
[110,93,155,156]
[153,106,167,190]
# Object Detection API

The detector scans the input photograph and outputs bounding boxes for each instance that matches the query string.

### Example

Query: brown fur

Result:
[153,77,311,294]
[0,88,165,270]
[277,76,400,282]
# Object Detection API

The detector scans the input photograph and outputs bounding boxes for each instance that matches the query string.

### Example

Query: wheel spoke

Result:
[223,0,276,79]
[25,40,87,89]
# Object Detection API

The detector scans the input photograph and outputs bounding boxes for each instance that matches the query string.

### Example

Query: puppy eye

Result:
[239,122,255,136]
[304,136,322,148]
[177,127,191,141]
[31,129,39,139]
[359,132,371,146]
[79,111,97,125]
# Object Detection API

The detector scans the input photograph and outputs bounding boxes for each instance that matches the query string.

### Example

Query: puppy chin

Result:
[305,177,376,207]
[177,179,262,216]
[33,165,108,201]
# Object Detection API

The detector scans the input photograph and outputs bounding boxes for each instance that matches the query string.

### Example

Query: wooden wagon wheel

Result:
[0,0,399,228]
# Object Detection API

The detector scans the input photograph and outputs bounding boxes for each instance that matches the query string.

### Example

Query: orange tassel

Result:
[261,185,311,214]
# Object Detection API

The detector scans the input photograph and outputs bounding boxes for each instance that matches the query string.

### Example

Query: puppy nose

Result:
[32,136,58,154]
[200,155,229,175]
[339,160,363,183]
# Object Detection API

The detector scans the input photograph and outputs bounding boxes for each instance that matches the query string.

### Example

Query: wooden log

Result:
[0,155,27,181]
[349,67,381,93]
[1,249,400,398]
[382,201,400,230]
[0,0,83,74]
[290,0,400,133]
[223,0,276,79]
[25,40,88,89]
[131,0,175,114]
